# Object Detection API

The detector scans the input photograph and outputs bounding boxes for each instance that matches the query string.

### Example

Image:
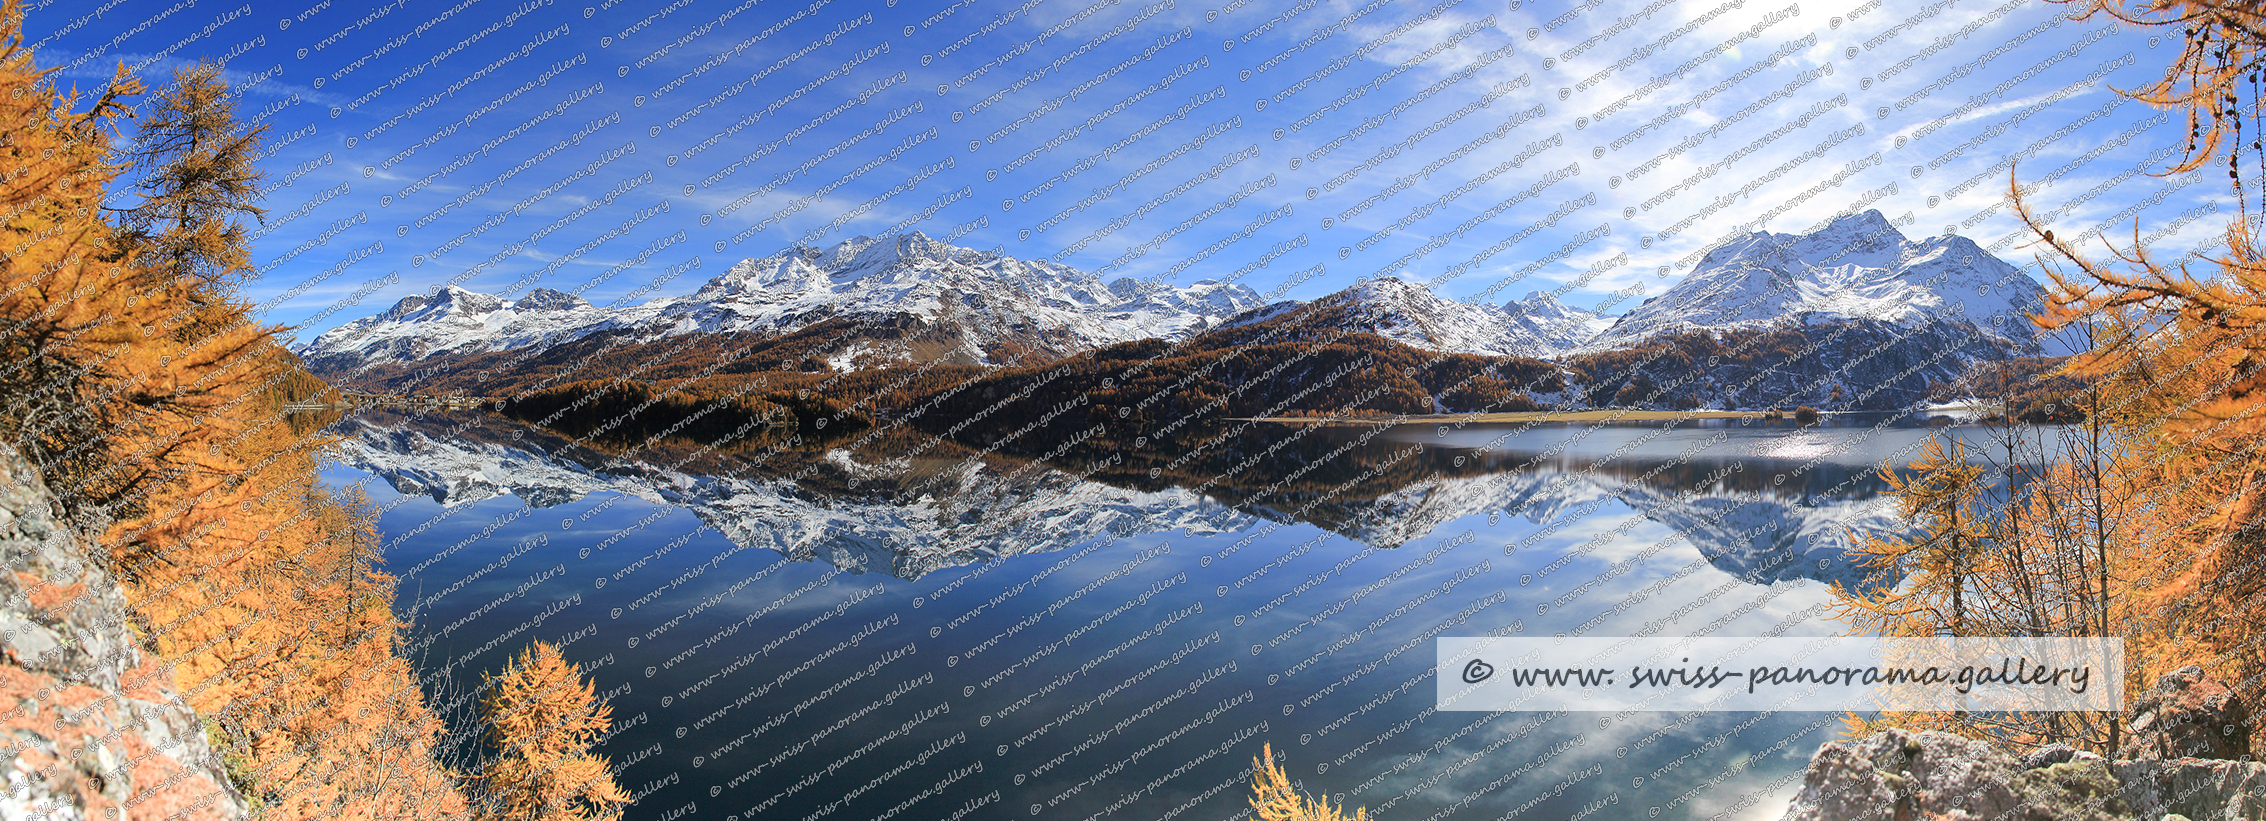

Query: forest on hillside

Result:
[0,5,624,818]
[19,0,2266,816]
[1813,0,2266,761]
[425,0,2266,779]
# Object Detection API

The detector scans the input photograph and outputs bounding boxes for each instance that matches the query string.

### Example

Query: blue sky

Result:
[25,0,2209,346]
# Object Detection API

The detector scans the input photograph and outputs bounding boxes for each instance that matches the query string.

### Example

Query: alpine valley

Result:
[295,209,2064,451]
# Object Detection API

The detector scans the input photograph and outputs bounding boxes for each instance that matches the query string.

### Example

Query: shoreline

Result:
[1228,409,1782,426]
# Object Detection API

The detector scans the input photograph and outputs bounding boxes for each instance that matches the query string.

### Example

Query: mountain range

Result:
[1216,277,1611,358]
[297,210,2049,405]
[1587,209,2045,353]
[298,232,1273,374]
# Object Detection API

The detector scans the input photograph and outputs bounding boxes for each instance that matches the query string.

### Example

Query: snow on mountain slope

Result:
[298,212,2045,386]
[1509,290,1608,352]
[296,232,1265,372]
[294,286,614,373]
[1219,277,1605,358]
[1587,210,2046,352]
[616,233,1245,349]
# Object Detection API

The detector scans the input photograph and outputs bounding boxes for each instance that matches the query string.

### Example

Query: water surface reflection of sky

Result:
[322,410,2047,821]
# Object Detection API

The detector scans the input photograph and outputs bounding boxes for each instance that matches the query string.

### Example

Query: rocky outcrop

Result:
[2121,665,2250,761]
[2112,758,2266,821]
[1782,668,2266,821]
[1779,728,2129,821]
[0,444,246,820]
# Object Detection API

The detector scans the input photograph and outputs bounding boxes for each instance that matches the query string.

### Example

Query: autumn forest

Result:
[12,0,2266,819]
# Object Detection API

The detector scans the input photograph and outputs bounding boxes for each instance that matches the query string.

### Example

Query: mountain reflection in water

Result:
[333,409,2048,587]
[322,407,2063,821]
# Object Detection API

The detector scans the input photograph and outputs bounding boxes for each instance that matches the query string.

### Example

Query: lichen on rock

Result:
[0,443,247,821]
[1783,668,2266,821]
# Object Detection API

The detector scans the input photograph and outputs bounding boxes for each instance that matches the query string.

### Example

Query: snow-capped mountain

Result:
[295,287,614,372]
[1510,290,1614,351]
[1587,209,2046,352]
[630,233,1258,351]
[1205,211,2039,367]
[296,232,1265,374]
[1219,277,1606,358]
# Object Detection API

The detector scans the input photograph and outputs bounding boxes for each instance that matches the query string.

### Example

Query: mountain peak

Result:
[297,282,613,373]
[513,288,591,312]
[1515,290,1591,321]
[377,293,431,321]
[302,237,1263,372]
[1590,216,2041,351]
[1518,290,1577,311]
[1348,275,1433,303]
[1825,209,1897,235]
[1510,290,1604,351]
[428,285,505,314]
[1229,276,1586,358]
[374,285,503,321]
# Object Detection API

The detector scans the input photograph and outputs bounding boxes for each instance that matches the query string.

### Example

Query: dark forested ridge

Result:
[312,294,1576,453]
[307,288,2085,472]
[1561,317,2037,412]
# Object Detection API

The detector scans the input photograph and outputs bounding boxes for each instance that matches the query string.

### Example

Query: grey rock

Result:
[2121,666,2250,761]
[2114,758,2266,820]
[2007,757,2132,820]
[0,442,245,820]
[1784,731,2266,821]
[1780,728,2025,821]
[72,737,128,803]
[2026,743,2087,770]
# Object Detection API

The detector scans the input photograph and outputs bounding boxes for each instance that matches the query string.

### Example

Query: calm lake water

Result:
[316,408,2057,821]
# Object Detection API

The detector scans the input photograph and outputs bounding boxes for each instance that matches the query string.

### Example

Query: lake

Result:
[318,407,2055,821]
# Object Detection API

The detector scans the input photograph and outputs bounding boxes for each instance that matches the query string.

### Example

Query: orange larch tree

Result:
[0,1,471,815]
[476,640,627,821]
